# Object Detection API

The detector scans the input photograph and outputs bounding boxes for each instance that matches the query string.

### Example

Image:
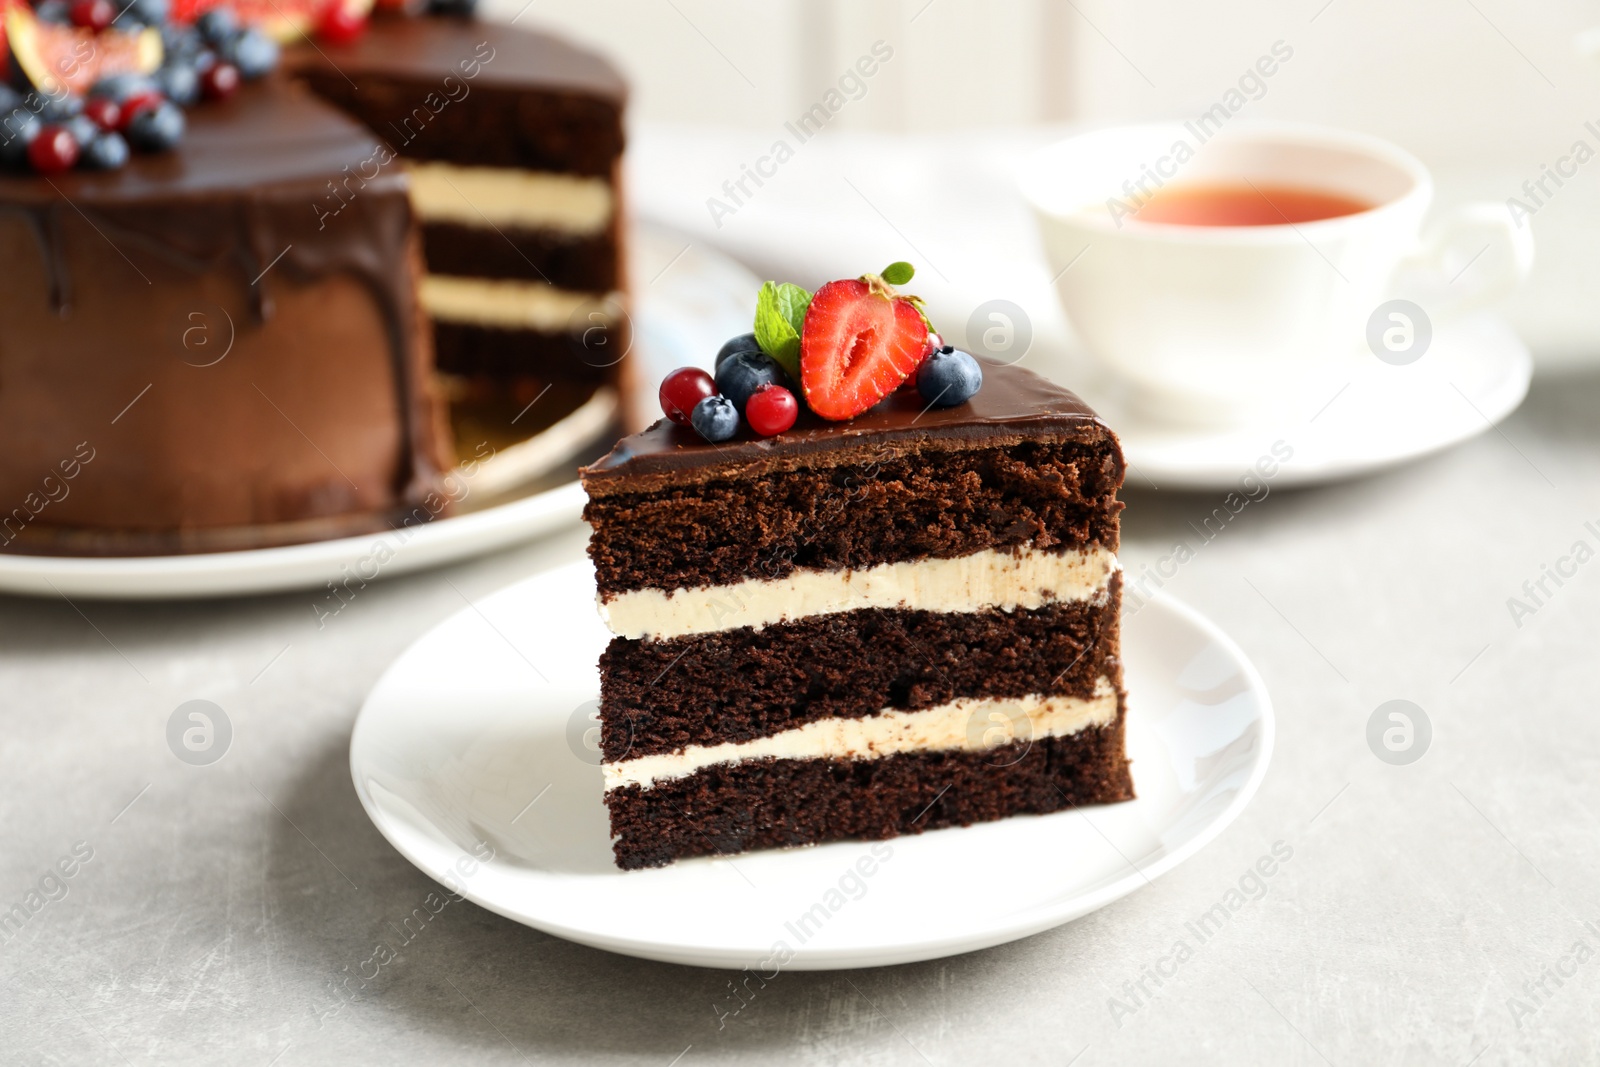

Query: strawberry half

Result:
[800,278,929,420]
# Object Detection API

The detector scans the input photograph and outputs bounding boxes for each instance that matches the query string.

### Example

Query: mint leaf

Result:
[753,281,811,379]
[880,261,915,285]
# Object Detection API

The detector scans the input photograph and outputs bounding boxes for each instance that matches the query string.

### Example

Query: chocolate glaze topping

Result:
[582,358,1118,492]
[291,15,627,176]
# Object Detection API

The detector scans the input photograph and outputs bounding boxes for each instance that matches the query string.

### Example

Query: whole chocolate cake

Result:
[0,1,629,555]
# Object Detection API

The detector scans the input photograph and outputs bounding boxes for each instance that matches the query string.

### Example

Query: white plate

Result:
[349,560,1274,970]
[1076,314,1531,490]
[0,225,758,600]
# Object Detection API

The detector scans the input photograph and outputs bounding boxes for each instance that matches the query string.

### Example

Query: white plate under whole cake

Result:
[348,559,1274,971]
[0,225,756,600]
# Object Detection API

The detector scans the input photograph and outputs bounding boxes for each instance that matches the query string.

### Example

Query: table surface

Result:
[2,367,1597,1066]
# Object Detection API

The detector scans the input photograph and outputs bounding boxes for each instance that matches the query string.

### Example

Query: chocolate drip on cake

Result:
[0,80,452,550]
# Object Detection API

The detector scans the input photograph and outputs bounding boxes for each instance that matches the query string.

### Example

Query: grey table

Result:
[3,368,1597,1066]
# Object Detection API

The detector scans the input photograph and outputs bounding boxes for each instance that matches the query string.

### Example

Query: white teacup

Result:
[1018,121,1533,425]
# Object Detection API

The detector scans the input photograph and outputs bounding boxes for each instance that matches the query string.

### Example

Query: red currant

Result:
[69,0,115,30]
[116,90,164,130]
[745,384,798,436]
[28,126,80,175]
[659,367,716,426]
[83,96,122,132]
[317,3,368,45]
[200,62,241,101]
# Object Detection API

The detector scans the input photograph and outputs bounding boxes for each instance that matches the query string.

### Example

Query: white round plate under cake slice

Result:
[349,560,1274,971]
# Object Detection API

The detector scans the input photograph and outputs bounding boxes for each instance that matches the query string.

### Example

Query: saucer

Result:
[349,560,1274,971]
[1073,314,1531,491]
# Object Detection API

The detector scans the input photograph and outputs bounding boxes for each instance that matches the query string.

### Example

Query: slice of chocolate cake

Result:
[581,356,1133,870]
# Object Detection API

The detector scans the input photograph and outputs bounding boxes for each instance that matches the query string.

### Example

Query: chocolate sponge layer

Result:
[585,440,1123,596]
[604,721,1135,870]
[599,578,1122,761]
[421,221,620,291]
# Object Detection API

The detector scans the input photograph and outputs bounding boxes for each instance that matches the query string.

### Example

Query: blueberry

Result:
[427,0,478,16]
[916,347,983,407]
[222,27,279,80]
[88,73,156,103]
[29,92,82,121]
[119,0,169,25]
[0,86,20,115]
[125,100,184,152]
[34,0,71,23]
[63,114,99,147]
[715,350,787,413]
[0,108,40,169]
[715,332,762,372]
[156,60,201,106]
[79,131,129,170]
[690,395,740,443]
[161,22,206,58]
[196,6,238,44]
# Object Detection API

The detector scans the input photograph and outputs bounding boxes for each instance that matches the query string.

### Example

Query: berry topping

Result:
[200,60,239,100]
[318,2,367,45]
[27,125,79,174]
[124,99,183,151]
[120,0,170,27]
[155,59,201,107]
[83,96,122,131]
[800,273,929,420]
[715,349,787,414]
[915,347,983,408]
[69,0,116,30]
[79,130,130,170]
[715,332,762,372]
[745,383,798,437]
[195,7,239,45]
[0,0,291,174]
[31,93,84,122]
[690,394,739,443]
[63,114,101,149]
[89,72,156,103]
[658,366,715,426]
[222,27,279,80]
[116,88,163,128]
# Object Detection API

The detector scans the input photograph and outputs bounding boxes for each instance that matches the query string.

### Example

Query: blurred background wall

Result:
[486,0,1600,366]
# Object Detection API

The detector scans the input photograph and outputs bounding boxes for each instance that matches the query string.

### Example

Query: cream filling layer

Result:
[406,162,613,234]
[600,545,1118,641]
[602,680,1118,792]
[420,275,619,332]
